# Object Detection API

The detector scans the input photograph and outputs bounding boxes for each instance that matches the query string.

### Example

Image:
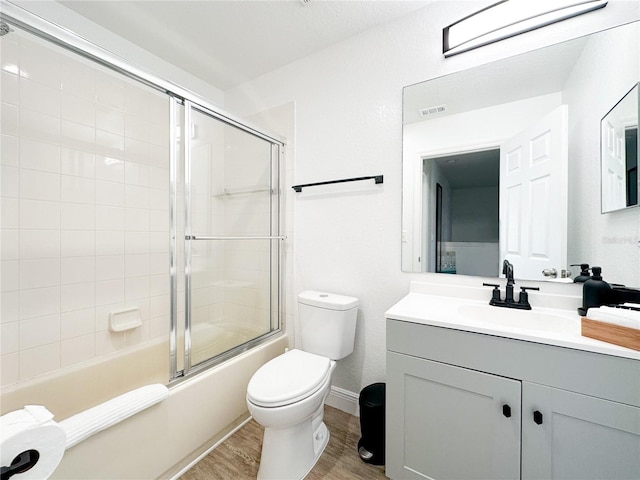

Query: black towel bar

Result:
[291,175,383,192]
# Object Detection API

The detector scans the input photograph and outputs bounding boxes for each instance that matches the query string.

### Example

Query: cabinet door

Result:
[386,352,521,480]
[522,382,640,480]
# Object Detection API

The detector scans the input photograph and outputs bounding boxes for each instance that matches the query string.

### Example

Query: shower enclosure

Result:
[174,102,284,377]
[0,9,284,402]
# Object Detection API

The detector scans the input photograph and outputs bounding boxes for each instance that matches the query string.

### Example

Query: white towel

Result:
[586,306,640,330]
[59,384,168,449]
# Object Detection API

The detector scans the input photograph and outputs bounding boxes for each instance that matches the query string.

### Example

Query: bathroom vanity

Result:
[385,283,640,480]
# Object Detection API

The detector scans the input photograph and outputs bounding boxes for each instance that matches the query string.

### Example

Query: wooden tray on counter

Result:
[581,317,640,351]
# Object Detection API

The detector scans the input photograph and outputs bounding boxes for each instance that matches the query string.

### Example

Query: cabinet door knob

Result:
[502,404,512,418]
[533,410,543,425]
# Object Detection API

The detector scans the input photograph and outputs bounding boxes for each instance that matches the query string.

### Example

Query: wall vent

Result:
[419,104,447,117]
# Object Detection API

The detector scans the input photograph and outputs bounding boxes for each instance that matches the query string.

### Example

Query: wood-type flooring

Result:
[180,405,387,480]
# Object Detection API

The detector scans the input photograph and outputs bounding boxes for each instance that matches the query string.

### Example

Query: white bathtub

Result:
[1,335,288,479]
[1,339,170,421]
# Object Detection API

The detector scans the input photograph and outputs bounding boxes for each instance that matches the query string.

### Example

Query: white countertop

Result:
[386,291,640,361]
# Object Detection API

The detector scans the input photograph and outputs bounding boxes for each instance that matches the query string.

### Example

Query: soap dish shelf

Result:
[109,307,142,332]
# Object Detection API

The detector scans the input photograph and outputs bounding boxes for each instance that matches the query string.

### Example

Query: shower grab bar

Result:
[186,235,287,241]
[291,174,383,192]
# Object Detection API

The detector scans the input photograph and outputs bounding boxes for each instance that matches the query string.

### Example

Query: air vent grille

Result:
[419,104,447,117]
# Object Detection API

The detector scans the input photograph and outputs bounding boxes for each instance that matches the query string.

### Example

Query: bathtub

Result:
[1,334,288,479]
[1,339,170,421]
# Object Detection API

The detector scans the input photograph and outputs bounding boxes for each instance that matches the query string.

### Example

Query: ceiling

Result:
[57,0,433,91]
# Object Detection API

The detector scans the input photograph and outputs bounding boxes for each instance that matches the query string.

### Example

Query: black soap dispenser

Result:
[571,263,591,283]
[578,266,612,316]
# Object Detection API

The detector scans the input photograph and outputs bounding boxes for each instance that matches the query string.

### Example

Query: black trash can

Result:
[357,382,385,465]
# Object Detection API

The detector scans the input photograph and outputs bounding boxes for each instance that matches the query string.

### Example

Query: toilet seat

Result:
[247,350,331,407]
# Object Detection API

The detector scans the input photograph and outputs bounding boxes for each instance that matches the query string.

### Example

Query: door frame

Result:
[419,142,502,275]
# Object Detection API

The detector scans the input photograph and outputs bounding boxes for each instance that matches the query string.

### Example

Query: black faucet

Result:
[483,260,540,310]
[503,260,515,303]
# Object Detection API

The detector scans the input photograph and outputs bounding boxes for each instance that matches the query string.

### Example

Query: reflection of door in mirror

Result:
[500,105,568,281]
[601,83,639,213]
[602,120,628,211]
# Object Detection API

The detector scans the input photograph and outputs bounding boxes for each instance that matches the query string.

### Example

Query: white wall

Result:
[225,0,640,395]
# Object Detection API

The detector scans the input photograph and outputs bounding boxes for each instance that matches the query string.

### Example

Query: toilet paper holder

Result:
[0,406,66,480]
[1,449,40,480]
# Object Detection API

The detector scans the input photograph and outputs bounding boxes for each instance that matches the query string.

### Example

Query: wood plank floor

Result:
[180,405,387,479]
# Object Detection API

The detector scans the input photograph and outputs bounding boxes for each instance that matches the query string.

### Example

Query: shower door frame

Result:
[179,100,286,378]
[1,3,286,384]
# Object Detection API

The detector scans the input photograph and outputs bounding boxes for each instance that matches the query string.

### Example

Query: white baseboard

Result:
[326,385,360,417]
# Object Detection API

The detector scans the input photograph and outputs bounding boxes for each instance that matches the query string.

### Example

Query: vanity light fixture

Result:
[443,0,608,57]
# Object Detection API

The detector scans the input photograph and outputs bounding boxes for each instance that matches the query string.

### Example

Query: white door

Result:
[601,118,627,212]
[500,105,568,280]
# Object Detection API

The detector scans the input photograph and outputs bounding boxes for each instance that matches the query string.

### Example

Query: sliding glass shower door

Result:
[175,102,283,376]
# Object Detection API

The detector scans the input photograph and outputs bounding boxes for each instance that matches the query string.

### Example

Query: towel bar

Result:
[291,175,383,192]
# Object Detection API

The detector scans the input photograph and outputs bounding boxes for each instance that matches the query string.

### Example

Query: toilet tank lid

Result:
[298,291,359,311]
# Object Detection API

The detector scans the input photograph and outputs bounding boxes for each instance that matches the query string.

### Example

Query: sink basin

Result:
[457,304,579,335]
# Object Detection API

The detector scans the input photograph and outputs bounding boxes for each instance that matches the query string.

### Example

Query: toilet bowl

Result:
[247,350,336,480]
[246,291,358,480]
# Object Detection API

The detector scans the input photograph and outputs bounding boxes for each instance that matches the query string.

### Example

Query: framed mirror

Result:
[402,21,640,284]
[601,83,639,213]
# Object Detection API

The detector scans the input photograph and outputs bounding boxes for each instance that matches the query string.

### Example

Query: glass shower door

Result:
[182,103,282,373]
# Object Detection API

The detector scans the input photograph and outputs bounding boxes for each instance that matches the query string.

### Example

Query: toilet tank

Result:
[298,291,359,360]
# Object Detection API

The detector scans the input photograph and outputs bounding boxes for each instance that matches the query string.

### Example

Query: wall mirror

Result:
[601,83,639,213]
[402,21,640,284]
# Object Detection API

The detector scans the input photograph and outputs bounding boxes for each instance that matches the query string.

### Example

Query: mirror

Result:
[402,21,640,285]
[601,83,639,213]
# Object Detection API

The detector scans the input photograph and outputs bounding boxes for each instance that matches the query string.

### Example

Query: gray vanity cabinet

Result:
[522,382,640,480]
[386,319,640,480]
[387,352,521,479]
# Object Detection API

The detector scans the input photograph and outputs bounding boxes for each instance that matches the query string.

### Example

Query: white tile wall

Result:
[0,29,170,386]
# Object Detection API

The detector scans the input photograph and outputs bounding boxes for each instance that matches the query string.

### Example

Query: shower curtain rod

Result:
[291,175,383,192]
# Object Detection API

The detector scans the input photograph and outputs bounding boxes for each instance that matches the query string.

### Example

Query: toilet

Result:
[246,290,359,480]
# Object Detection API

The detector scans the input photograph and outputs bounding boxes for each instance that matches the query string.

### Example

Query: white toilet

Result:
[246,290,359,480]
